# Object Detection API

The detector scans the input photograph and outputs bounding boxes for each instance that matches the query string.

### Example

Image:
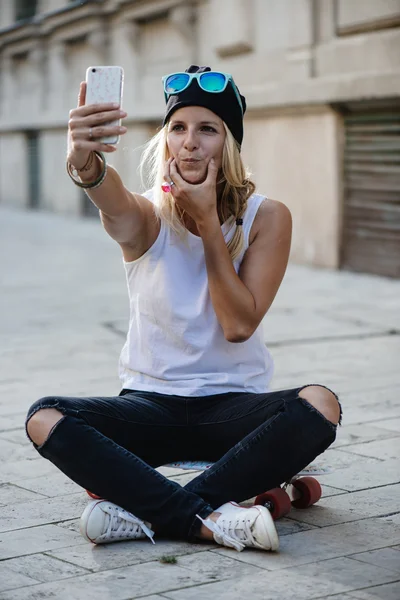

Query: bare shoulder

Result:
[127,189,155,212]
[128,190,161,239]
[249,198,292,245]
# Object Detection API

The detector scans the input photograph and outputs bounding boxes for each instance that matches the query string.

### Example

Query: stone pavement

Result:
[0,206,399,600]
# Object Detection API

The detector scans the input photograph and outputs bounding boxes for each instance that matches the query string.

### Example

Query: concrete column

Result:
[88,26,108,64]
[0,1,15,28]
[210,0,254,57]
[47,41,66,118]
[0,55,14,122]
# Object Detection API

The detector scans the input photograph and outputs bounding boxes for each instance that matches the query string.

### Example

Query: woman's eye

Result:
[170,124,217,133]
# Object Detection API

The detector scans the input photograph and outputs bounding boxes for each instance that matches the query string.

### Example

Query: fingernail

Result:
[113,103,120,108]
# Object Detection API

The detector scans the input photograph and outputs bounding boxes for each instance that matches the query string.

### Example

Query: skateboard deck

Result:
[162,460,332,519]
[165,460,332,477]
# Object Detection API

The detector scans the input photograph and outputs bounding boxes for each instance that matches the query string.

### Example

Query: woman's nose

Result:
[183,131,199,151]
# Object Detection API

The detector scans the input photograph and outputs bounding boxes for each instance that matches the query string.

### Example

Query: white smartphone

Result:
[85,66,124,144]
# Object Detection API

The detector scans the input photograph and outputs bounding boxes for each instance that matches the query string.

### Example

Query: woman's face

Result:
[166,106,226,184]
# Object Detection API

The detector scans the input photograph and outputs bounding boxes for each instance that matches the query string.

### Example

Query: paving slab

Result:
[320,484,348,498]
[321,301,400,332]
[290,556,399,591]
[48,541,209,572]
[154,550,263,579]
[0,565,39,594]
[0,524,86,560]
[310,448,381,470]
[126,597,166,600]
[2,553,90,583]
[0,415,27,432]
[373,418,400,432]
[274,517,318,536]
[331,424,400,449]
[0,439,36,463]
[349,548,400,574]
[11,471,82,498]
[0,483,46,506]
[162,556,399,600]
[336,438,400,461]
[271,336,400,394]
[339,404,400,427]
[348,581,400,599]
[212,517,400,571]
[0,557,239,600]
[287,484,400,527]
[248,307,385,345]
[342,386,400,407]
[382,513,400,527]
[0,430,32,446]
[0,493,89,533]
[315,458,400,492]
[56,518,81,535]
[0,457,59,486]
[323,596,358,600]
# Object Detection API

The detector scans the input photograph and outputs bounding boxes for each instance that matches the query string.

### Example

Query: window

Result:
[26,131,41,210]
[15,0,37,22]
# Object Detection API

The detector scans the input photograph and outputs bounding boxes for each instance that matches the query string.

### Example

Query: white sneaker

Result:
[80,500,155,545]
[197,502,279,552]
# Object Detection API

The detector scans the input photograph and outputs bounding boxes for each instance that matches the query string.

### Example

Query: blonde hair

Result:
[139,122,255,261]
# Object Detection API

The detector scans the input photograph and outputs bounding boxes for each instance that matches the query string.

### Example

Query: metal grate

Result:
[341,110,400,278]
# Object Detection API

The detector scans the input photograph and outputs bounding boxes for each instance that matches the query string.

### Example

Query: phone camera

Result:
[92,68,96,73]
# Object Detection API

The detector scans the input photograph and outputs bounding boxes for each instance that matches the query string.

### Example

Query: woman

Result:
[26,66,341,553]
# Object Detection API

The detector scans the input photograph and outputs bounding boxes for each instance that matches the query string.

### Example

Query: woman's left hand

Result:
[164,157,219,225]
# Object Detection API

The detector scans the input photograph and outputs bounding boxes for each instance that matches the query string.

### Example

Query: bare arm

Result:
[164,159,292,342]
[67,82,154,246]
[197,199,292,342]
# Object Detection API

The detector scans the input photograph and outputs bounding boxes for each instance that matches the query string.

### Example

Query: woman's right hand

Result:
[67,82,127,171]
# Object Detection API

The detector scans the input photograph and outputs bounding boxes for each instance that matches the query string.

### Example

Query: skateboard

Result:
[86,461,331,520]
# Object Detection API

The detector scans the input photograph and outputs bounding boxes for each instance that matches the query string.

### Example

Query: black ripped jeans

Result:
[26,385,341,541]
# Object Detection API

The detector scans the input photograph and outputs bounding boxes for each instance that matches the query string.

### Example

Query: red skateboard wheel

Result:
[254,487,292,520]
[86,490,102,500]
[291,476,322,508]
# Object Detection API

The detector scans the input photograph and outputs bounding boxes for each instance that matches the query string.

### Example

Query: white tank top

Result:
[118,190,274,396]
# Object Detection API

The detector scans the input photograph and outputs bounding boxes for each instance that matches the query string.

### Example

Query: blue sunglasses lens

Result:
[199,72,226,92]
[165,73,190,94]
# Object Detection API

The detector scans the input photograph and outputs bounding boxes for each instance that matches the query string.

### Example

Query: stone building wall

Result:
[0,0,399,269]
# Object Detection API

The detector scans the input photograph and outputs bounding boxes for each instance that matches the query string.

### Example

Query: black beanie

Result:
[162,65,246,147]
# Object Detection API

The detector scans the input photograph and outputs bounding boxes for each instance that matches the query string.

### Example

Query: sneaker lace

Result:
[101,505,155,544]
[197,514,254,552]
